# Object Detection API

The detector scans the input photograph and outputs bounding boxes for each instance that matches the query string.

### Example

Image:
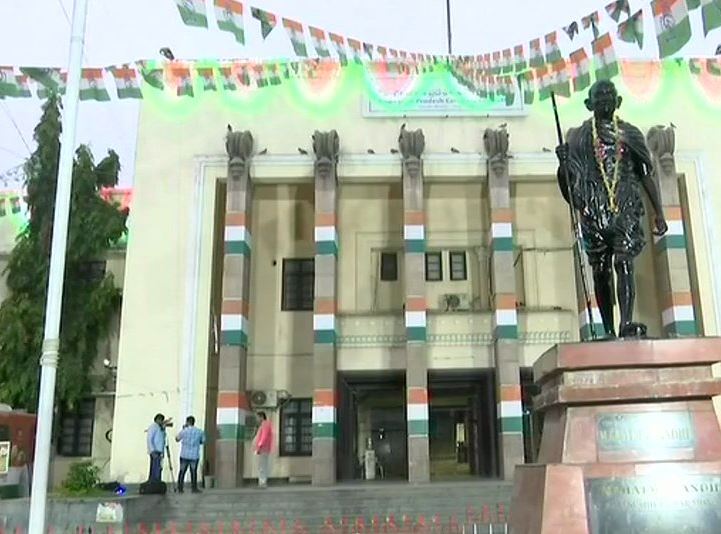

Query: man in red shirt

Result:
[254,412,273,488]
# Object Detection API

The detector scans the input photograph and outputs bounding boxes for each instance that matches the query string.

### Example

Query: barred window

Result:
[279,399,312,457]
[449,251,467,281]
[380,252,398,281]
[281,259,314,311]
[425,252,443,281]
[57,399,95,457]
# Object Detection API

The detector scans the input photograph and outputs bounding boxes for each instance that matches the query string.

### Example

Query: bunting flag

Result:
[347,38,363,63]
[592,33,620,80]
[545,32,562,63]
[501,75,515,105]
[107,65,143,99]
[606,0,631,21]
[492,51,502,74]
[171,65,194,96]
[139,61,165,90]
[689,57,703,74]
[12,74,32,98]
[652,0,692,58]
[708,57,721,75]
[363,42,374,60]
[550,58,571,97]
[267,62,282,85]
[218,65,238,90]
[564,21,579,40]
[215,0,244,44]
[309,27,330,58]
[514,45,527,72]
[502,49,513,73]
[252,63,267,87]
[0,197,5,217]
[618,9,645,48]
[702,0,721,36]
[529,38,544,68]
[237,63,251,86]
[197,67,217,91]
[329,33,348,65]
[536,65,553,100]
[0,67,24,98]
[79,68,110,101]
[251,7,277,39]
[21,68,66,97]
[519,70,535,104]
[175,0,208,27]
[283,18,308,57]
[582,11,601,39]
[569,48,591,92]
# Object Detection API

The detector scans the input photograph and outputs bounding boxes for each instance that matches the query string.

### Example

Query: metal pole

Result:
[28,0,89,531]
[445,0,452,55]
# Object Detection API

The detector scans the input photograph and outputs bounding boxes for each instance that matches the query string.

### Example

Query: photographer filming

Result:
[146,413,172,483]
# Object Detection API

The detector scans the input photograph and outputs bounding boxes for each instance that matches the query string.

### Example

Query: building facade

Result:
[3,64,715,488]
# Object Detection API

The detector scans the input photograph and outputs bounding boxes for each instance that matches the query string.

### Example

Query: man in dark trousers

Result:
[175,415,205,493]
[146,413,168,482]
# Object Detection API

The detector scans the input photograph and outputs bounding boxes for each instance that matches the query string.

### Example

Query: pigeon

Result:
[257,148,268,155]
[367,149,375,154]
[159,47,175,61]
[450,147,460,153]
[390,149,399,154]
[670,122,677,129]
[297,148,308,155]
[227,124,233,132]
[498,123,507,129]
[542,147,552,152]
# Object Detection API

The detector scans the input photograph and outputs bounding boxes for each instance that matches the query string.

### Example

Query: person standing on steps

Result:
[146,413,168,482]
[175,415,205,493]
[254,412,273,488]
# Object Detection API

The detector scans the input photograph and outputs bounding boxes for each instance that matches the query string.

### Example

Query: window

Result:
[280,399,312,456]
[449,251,468,281]
[282,259,314,311]
[425,252,443,281]
[57,399,95,457]
[380,252,398,281]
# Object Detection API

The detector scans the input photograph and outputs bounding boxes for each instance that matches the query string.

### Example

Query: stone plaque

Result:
[587,475,721,533]
[597,411,695,452]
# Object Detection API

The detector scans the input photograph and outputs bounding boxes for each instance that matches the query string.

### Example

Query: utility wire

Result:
[0,102,32,156]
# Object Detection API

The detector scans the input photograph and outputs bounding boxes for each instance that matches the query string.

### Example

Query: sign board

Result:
[596,412,696,452]
[96,502,124,524]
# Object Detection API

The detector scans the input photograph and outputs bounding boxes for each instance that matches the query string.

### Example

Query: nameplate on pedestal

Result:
[596,411,696,452]
[586,475,721,533]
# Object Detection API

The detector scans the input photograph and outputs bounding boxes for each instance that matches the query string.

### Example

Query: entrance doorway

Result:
[429,370,498,480]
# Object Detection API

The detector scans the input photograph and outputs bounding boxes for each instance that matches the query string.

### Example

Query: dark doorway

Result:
[428,370,498,480]
[337,371,407,481]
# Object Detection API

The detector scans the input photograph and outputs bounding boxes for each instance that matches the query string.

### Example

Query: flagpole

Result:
[445,0,453,54]
[28,0,89,531]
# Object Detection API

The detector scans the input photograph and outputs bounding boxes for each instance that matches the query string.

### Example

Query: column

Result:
[215,129,254,488]
[483,127,524,480]
[399,126,430,483]
[647,126,698,337]
[311,130,340,485]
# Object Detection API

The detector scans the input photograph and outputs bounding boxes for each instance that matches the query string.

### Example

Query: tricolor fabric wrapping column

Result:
[484,127,524,481]
[576,254,604,341]
[399,125,430,483]
[215,129,254,488]
[646,126,699,337]
[311,130,340,486]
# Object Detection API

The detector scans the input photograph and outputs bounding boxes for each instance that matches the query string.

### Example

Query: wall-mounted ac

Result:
[249,390,279,409]
[440,293,471,312]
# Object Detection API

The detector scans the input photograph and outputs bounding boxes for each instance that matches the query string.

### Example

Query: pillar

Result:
[483,128,524,480]
[215,128,254,488]
[647,126,699,337]
[311,130,340,485]
[399,126,430,483]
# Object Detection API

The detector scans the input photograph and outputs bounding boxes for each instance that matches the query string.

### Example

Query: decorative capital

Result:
[399,125,425,179]
[312,130,340,180]
[646,124,676,176]
[225,127,254,180]
[483,127,510,178]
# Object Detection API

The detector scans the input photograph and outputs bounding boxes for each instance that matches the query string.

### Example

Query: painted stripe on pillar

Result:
[494,293,518,340]
[491,209,514,252]
[405,297,426,343]
[220,301,249,347]
[314,298,337,344]
[313,389,337,439]
[314,223,338,256]
[661,292,697,336]
[224,212,252,256]
[497,385,523,434]
[407,387,429,437]
[404,211,425,253]
[654,209,686,252]
[216,392,249,440]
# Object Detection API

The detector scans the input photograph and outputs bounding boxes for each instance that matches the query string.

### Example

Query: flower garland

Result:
[591,114,624,213]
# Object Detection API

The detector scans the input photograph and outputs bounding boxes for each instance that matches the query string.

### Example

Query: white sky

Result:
[1,0,719,187]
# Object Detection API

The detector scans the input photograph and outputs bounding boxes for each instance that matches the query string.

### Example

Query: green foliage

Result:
[0,94,128,410]
[61,461,100,496]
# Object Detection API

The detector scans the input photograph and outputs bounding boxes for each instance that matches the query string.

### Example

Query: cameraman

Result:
[175,415,205,493]
[146,413,172,482]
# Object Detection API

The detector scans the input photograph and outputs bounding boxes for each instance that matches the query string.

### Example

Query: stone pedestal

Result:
[509,338,721,534]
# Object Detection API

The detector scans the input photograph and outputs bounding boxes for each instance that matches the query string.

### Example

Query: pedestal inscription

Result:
[586,475,721,534]
[597,412,696,452]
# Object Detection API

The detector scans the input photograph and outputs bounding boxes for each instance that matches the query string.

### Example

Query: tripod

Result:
[165,444,177,493]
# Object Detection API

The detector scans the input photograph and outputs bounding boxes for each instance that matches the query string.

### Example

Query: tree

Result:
[0,93,128,411]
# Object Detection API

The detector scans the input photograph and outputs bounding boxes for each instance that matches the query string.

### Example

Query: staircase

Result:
[0,481,513,532]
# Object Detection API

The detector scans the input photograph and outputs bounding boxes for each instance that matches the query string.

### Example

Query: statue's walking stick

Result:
[551,91,597,340]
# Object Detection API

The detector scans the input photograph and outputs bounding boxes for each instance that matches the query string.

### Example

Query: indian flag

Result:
[171,66,194,97]
[536,65,553,100]
[618,9,644,48]
[502,49,513,73]
[21,68,66,98]
[79,68,110,101]
[592,33,619,81]
[708,58,721,76]
[652,0,691,58]
[107,65,143,99]
[329,33,348,65]
[282,18,308,57]
[252,63,268,87]
[529,38,544,68]
[569,48,591,92]
[309,27,330,58]
[14,74,31,98]
[363,42,374,60]
[139,61,165,90]
[215,0,244,44]
[175,0,208,28]
[605,0,630,22]
[544,31,562,63]
[197,67,217,91]
[218,65,237,90]
[550,59,570,97]
[582,11,600,39]
[492,51,501,74]
[236,63,251,86]
[689,58,703,74]
[0,67,21,98]
[519,70,535,104]
[251,7,277,39]
[267,63,281,85]
[513,45,526,72]
[702,0,721,36]
[501,75,515,105]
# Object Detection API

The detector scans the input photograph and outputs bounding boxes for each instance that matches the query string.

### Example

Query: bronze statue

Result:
[556,80,668,338]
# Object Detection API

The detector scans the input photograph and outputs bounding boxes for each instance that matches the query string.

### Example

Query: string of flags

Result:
[0,187,132,219]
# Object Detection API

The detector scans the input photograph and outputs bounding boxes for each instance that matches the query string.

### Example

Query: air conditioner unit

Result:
[440,293,471,312]
[249,390,279,409]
